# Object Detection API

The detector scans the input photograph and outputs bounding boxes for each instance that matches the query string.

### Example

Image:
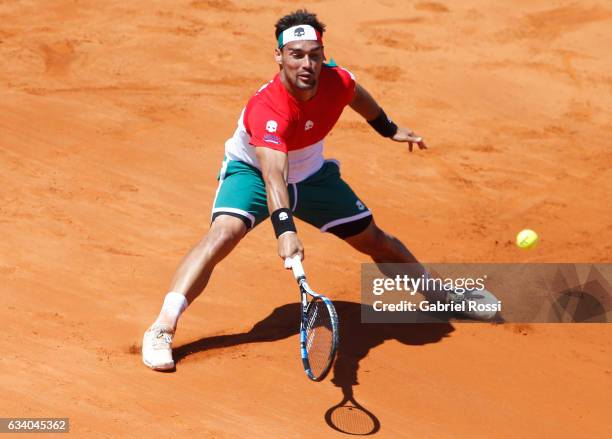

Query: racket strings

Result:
[305,299,334,377]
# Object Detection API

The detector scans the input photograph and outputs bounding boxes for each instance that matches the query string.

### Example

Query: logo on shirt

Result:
[305,120,314,131]
[356,200,365,211]
[266,120,278,133]
[263,133,281,144]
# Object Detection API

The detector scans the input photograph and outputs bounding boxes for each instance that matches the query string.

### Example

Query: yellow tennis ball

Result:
[516,229,538,249]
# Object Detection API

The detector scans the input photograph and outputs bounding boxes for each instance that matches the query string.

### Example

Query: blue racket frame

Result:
[286,255,339,381]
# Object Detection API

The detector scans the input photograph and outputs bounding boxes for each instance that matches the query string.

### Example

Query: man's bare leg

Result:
[343,219,498,320]
[155,215,247,328]
[343,220,419,264]
[343,219,433,289]
[143,215,246,370]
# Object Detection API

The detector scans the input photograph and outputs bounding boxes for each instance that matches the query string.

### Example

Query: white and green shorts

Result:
[212,158,372,238]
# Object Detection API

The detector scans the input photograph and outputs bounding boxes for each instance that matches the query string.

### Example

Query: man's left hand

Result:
[391,127,428,152]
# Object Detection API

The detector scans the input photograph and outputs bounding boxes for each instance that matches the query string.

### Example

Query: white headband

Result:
[278,25,322,48]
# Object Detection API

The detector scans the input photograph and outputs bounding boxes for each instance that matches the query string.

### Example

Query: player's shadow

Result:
[173,301,453,435]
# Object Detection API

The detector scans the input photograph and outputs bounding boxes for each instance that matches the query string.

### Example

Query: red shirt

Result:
[244,65,356,153]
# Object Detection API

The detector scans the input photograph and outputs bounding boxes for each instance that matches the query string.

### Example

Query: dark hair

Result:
[274,9,326,39]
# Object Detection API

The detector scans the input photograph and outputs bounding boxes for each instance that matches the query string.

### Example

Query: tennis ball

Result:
[516,229,538,249]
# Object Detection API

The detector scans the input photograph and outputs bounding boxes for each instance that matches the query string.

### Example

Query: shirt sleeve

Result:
[245,103,292,153]
[336,67,357,106]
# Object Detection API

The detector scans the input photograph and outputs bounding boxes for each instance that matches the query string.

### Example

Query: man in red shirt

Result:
[142,10,493,371]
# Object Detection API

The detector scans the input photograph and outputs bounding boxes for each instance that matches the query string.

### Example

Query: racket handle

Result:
[284,254,305,280]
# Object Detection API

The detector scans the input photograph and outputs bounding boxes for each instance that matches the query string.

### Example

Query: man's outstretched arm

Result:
[255,146,304,264]
[349,83,427,151]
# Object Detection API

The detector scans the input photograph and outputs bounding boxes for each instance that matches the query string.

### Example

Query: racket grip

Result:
[285,254,305,280]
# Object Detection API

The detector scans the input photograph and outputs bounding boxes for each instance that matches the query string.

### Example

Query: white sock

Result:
[154,292,188,329]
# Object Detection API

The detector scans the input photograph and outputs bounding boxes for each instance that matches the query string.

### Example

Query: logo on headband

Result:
[278,24,322,48]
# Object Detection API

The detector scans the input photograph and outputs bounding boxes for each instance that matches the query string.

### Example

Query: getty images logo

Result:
[279,212,289,221]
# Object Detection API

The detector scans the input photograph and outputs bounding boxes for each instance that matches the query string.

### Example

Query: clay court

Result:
[1,0,611,437]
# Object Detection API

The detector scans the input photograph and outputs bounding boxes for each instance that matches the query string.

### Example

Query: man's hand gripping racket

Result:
[285,255,339,381]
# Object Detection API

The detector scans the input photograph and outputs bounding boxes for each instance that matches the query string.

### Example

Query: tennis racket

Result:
[285,255,339,381]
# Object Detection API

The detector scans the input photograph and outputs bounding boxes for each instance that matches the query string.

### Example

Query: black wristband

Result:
[271,208,297,238]
[367,109,398,138]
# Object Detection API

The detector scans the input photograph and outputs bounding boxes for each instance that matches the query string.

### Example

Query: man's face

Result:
[276,40,325,90]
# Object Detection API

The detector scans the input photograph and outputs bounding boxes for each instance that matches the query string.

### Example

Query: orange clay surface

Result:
[1,1,611,437]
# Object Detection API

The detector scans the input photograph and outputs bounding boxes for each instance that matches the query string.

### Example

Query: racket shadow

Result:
[325,385,381,435]
[173,301,454,435]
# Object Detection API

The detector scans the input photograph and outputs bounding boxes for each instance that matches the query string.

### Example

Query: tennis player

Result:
[143,10,496,371]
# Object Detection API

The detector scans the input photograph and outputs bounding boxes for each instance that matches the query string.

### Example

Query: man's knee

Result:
[344,220,387,253]
[200,215,247,252]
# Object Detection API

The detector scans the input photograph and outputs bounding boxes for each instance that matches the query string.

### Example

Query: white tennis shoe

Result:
[142,323,175,371]
[448,288,500,321]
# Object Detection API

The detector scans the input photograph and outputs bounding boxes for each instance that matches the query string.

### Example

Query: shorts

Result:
[211,157,372,238]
